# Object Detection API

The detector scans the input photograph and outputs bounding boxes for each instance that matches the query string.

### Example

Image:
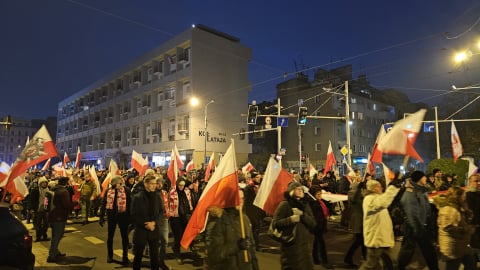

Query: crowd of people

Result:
[2,164,480,270]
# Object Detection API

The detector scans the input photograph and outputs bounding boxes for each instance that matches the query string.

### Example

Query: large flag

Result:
[75,146,81,168]
[0,125,58,201]
[52,161,66,177]
[63,152,70,168]
[131,150,149,176]
[41,158,51,171]
[167,144,184,188]
[376,109,426,162]
[204,152,215,181]
[0,162,10,183]
[370,125,387,163]
[7,176,29,204]
[324,140,336,173]
[180,140,239,249]
[451,122,463,163]
[309,163,318,179]
[254,157,293,215]
[366,153,375,176]
[89,165,101,195]
[185,160,195,173]
[241,162,255,174]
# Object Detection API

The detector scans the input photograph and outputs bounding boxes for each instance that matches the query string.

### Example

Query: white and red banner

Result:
[75,146,81,168]
[254,156,293,215]
[204,152,215,181]
[451,122,463,163]
[181,140,239,249]
[131,150,149,176]
[63,152,70,167]
[101,159,120,197]
[167,144,184,188]
[41,158,51,171]
[309,163,318,179]
[89,165,101,195]
[375,109,426,163]
[382,162,395,186]
[324,140,336,174]
[241,162,255,174]
[0,125,58,202]
[185,160,195,173]
[370,125,387,163]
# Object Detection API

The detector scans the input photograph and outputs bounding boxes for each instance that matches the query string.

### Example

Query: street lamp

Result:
[190,98,214,169]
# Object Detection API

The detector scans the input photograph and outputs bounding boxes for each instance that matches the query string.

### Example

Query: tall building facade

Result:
[277,65,396,173]
[57,25,252,169]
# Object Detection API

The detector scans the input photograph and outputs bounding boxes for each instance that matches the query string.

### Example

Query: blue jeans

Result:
[48,221,66,258]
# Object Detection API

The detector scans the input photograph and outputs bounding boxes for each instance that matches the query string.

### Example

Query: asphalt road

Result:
[28,215,436,269]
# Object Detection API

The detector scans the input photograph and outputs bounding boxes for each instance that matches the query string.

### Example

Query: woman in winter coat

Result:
[435,186,476,270]
[205,189,259,270]
[308,185,333,269]
[272,181,316,270]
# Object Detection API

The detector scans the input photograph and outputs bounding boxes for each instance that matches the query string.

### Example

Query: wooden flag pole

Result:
[238,206,249,262]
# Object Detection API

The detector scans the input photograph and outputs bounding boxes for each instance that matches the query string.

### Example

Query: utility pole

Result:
[277,98,282,166]
[434,106,441,159]
[344,81,352,166]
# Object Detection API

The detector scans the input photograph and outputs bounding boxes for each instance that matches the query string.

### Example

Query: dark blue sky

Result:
[1,0,479,119]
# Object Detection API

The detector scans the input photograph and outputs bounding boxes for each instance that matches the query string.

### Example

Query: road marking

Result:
[84,236,104,244]
[114,249,134,260]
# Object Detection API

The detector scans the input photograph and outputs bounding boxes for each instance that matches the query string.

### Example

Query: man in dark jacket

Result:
[130,175,169,270]
[47,177,73,263]
[29,176,50,242]
[466,173,480,261]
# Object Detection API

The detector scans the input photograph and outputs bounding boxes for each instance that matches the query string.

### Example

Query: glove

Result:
[292,208,303,216]
[390,178,403,188]
[237,237,250,250]
[99,219,104,227]
[290,214,301,223]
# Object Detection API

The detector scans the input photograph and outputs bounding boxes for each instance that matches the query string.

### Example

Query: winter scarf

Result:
[105,186,127,213]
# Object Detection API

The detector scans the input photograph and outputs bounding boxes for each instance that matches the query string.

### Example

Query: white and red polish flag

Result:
[241,162,255,174]
[63,152,70,168]
[0,125,58,202]
[167,144,184,188]
[89,165,101,195]
[185,160,195,173]
[101,159,119,197]
[52,162,66,177]
[451,122,463,163]
[41,158,51,171]
[7,175,29,204]
[370,125,387,163]
[309,163,318,179]
[376,109,426,162]
[381,162,395,186]
[324,140,336,174]
[131,150,149,176]
[75,146,81,168]
[0,162,10,183]
[366,153,375,176]
[204,152,215,181]
[254,156,293,215]
[181,140,239,249]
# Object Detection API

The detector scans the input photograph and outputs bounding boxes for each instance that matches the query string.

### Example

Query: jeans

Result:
[133,226,159,270]
[80,198,91,222]
[359,247,394,270]
[48,221,66,258]
[397,225,439,270]
[344,232,366,263]
[106,215,129,260]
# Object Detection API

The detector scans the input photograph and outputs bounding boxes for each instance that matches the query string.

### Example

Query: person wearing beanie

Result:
[397,171,439,270]
[28,176,51,242]
[98,175,131,265]
[46,177,73,263]
[272,181,316,269]
[358,176,401,269]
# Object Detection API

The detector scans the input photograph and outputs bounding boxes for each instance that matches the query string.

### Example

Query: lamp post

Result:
[203,100,214,169]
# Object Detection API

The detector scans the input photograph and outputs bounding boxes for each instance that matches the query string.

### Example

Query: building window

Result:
[358,112,363,120]
[351,97,356,104]
[315,143,321,151]
[314,127,321,136]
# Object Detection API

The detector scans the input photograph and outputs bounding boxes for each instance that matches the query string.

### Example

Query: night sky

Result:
[1,0,479,119]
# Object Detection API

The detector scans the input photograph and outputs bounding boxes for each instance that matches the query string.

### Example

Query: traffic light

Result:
[247,105,259,125]
[297,107,307,125]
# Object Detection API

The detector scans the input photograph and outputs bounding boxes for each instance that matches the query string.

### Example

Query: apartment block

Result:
[57,25,252,169]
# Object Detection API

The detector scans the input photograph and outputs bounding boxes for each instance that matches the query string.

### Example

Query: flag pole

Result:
[402,156,410,172]
[238,206,249,262]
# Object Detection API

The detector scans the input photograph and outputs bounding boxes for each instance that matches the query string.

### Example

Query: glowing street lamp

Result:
[190,97,214,169]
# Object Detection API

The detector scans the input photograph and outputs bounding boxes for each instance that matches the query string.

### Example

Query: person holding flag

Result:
[204,188,259,270]
[272,181,317,270]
